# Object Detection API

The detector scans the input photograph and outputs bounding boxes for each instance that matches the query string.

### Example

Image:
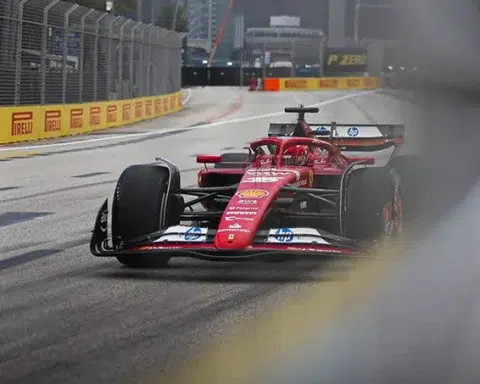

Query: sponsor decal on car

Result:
[218,228,250,233]
[273,228,294,242]
[217,223,251,233]
[266,228,331,245]
[242,176,282,183]
[291,179,308,187]
[286,247,342,253]
[238,199,257,205]
[227,206,258,211]
[185,226,203,241]
[224,216,254,222]
[245,169,298,177]
[235,189,269,198]
[309,170,314,186]
[153,226,208,243]
[226,210,256,215]
[347,127,359,137]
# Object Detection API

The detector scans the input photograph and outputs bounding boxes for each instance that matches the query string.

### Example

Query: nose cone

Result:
[213,168,305,250]
[214,224,253,250]
[214,186,273,250]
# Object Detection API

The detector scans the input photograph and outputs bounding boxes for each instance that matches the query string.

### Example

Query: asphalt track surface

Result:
[0,87,410,383]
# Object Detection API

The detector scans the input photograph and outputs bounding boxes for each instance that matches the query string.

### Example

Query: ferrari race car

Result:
[90,106,406,267]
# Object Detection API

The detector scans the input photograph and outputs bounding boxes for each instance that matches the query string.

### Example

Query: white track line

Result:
[0,90,375,152]
[183,88,192,105]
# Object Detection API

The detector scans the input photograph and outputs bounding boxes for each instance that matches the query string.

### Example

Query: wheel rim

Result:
[382,190,403,238]
[393,190,404,233]
[382,202,395,237]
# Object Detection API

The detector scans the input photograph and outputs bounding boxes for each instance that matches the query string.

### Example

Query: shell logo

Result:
[235,189,269,198]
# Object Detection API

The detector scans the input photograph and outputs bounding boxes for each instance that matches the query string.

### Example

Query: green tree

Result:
[156,4,188,32]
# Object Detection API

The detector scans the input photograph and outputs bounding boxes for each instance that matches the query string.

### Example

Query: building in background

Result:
[234,0,328,31]
[136,0,172,24]
[186,0,239,65]
[327,0,406,74]
[188,0,215,41]
[244,15,325,69]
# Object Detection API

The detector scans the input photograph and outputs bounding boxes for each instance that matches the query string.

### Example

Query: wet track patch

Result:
[189,122,208,127]
[0,186,21,192]
[89,131,145,135]
[72,172,111,178]
[0,249,61,270]
[0,129,191,160]
[0,212,54,228]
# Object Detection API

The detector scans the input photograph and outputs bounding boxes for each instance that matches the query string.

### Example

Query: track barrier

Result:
[261,77,380,92]
[0,91,184,145]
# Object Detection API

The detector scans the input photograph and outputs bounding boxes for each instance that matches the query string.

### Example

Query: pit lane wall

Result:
[0,91,184,145]
[261,77,380,91]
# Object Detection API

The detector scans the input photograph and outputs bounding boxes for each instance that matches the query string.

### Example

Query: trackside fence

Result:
[0,0,185,106]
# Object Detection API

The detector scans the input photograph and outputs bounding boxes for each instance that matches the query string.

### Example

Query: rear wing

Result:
[268,122,405,151]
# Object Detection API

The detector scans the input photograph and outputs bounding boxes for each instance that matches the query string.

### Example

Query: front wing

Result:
[90,201,362,261]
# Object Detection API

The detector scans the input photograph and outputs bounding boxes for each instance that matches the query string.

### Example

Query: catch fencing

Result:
[0,0,185,106]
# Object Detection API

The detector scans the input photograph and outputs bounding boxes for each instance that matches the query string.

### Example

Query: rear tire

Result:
[112,164,182,268]
[344,167,402,241]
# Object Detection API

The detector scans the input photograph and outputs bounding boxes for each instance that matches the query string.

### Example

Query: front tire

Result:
[112,164,182,268]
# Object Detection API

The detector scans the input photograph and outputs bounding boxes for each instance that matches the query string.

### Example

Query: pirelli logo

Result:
[162,97,168,112]
[155,99,162,114]
[145,100,152,116]
[177,94,183,107]
[11,111,33,136]
[106,105,117,123]
[135,101,143,118]
[90,106,101,126]
[169,95,175,110]
[364,77,377,88]
[123,104,132,121]
[319,78,338,88]
[347,78,362,88]
[285,79,307,89]
[70,108,83,129]
[44,110,61,132]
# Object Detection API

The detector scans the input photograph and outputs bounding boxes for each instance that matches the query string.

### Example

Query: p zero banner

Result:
[324,47,368,74]
[0,91,184,145]
[278,77,379,91]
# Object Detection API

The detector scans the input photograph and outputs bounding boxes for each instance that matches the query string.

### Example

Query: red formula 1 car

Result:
[90,106,406,268]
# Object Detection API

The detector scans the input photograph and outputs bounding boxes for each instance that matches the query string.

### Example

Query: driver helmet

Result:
[283,122,314,165]
[283,145,309,165]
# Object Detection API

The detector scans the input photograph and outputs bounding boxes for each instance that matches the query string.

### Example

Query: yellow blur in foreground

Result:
[151,238,406,384]
[0,91,184,145]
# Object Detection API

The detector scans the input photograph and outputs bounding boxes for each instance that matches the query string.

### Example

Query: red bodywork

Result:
[196,136,375,251]
[90,113,405,262]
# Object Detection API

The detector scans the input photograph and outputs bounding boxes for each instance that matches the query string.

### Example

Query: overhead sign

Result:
[324,47,368,74]
[264,51,271,65]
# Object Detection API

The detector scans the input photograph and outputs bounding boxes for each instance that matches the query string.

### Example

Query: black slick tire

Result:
[344,167,401,241]
[112,164,181,268]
